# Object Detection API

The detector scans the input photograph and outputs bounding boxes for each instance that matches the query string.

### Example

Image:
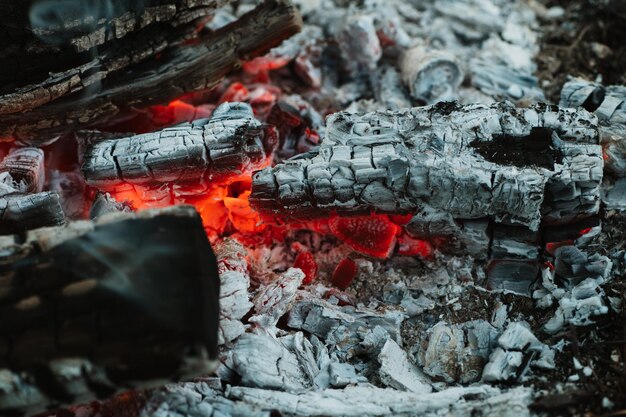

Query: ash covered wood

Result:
[82,102,272,191]
[0,0,302,144]
[0,205,219,415]
[251,102,603,231]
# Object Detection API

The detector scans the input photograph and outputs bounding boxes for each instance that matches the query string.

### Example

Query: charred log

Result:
[81,102,273,190]
[0,0,302,144]
[0,205,219,415]
[250,102,603,231]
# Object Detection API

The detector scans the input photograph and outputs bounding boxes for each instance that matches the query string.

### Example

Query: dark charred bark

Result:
[0,0,302,145]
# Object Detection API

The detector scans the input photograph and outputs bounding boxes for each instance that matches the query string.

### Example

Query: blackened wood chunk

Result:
[0,192,65,234]
[0,206,219,414]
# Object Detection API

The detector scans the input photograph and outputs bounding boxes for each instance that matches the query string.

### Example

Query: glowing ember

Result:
[328,214,401,259]
[294,252,318,285]
[331,258,358,290]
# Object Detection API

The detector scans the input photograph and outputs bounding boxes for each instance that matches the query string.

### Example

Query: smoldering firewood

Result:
[251,102,603,231]
[400,44,464,104]
[82,102,272,191]
[0,192,65,234]
[0,0,302,144]
[0,205,219,415]
[0,0,233,115]
[0,147,45,194]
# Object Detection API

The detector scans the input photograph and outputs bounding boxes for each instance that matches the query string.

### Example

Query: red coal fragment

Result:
[397,233,433,257]
[332,258,358,290]
[294,252,317,285]
[328,214,400,258]
[219,82,250,103]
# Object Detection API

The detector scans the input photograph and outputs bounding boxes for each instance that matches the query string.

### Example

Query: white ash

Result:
[533,246,614,334]
[483,321,555,382]
[416,320,499,384]
[231,331,311,391]
[249,267,304,329]
[377,339,432,393]
[215,239,253,344]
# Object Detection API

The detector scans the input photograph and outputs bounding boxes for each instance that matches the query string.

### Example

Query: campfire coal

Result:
[0,0,625,416]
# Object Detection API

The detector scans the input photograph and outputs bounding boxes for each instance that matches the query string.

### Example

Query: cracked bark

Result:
[250,102,603,232]
[0,0,302,144]
[81,102,272,192]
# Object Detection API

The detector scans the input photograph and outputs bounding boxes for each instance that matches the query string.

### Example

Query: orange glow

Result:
[223,190,266,233]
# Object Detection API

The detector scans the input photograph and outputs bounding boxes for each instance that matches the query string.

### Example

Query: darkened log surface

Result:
[0,0,231,91]
[0,192,65,234]
[251,102,603,231]
[0,0,302,145]
[0,205,219,415]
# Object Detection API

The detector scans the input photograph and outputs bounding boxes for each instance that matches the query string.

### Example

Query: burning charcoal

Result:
[215,239,253,344]
[0,0,302,144]
[0,205,219,415]
[267,99,322,161]
[0,148,45,194]
[251,102,602,232]
[400,44,464,104]
[260,25,325,87]
[377,339,432,393]
[83,102,272,191]
[90,192,132,219]
[491,224,540,259]
[417,320,499,384]
[0,192,65,234]
[482,322,554,382]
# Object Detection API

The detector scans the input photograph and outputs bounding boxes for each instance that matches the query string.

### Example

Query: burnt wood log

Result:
[0,0,233,110]
[0,205,219,415]
[250,102,603,231]
[81,102,273,194]
[0,0,302,145]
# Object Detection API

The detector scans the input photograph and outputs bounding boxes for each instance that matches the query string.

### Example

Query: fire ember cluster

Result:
[0,0,625,416]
